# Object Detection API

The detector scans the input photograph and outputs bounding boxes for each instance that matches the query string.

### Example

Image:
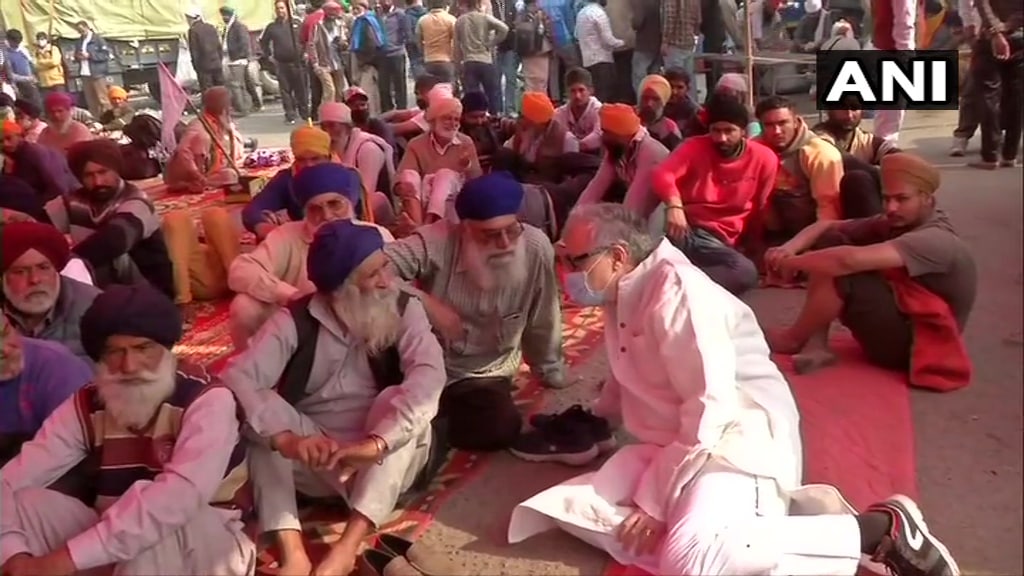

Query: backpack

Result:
[123,114,163,151]
[513,11,545,57]
[277,292,449,505]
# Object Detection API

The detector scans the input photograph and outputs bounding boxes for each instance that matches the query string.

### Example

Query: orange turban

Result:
[599,104,641,138]
[290,125,331,157]
[639,75,671,104]
[521,92,555,124]
[1,120,23,136]
[108,86,128,100]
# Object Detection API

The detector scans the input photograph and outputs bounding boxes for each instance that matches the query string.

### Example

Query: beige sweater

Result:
[227,219,395,304]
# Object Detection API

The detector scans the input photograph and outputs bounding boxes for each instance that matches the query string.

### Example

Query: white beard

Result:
[3,277,59,316]
[96,351,178,430]
[460,238,529,291]
[331,284,403,355]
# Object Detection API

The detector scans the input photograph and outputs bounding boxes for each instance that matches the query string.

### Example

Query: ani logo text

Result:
[815,50,959,111]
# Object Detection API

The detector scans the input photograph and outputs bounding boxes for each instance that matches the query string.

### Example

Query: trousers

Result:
[396,168,464,222]
[972,35,1024,162]
[556,460,862,576]
[248,386,431,531]
[0,488,255,575]
[672,227,759,296]
[162,207,240,305]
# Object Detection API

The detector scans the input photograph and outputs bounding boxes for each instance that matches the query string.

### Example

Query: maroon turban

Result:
[1,221,71,273]
[44,91,74,111]
[67,138,125,179]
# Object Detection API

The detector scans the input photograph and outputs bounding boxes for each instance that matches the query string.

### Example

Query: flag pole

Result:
[744,0,755,110]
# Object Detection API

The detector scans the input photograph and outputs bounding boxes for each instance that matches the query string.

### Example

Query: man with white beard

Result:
[1,221,100,360]
[0,284,256,576]
[385,172,566,453]
[222,219,449,576]
[227,162,394,349]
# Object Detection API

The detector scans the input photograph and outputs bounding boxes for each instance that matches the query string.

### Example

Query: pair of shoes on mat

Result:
[867,495,962,576]
[509,404,616,466]
[357,534,463,576]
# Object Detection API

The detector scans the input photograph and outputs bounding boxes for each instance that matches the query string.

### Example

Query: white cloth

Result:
[575,3,623,67]
[873,0,917,143]
[0,388,255,572]
[78,33,93,77]
[60,258,94,285]
[397,168,464,222]
[508,240,862,575]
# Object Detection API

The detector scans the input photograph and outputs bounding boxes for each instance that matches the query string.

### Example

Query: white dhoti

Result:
[509,447,864,576]
[249,386,432,531]
[229,293,280,350]
[396,169,464,223]
[3,488,254,575]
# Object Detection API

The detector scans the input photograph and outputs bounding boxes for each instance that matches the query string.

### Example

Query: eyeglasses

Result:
[472,221,524,246]
[561,246,610,271]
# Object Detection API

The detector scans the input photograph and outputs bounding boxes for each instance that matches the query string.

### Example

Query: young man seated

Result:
[574,104,669,219]
[637,74,683,151]
[163,87,245,194]
[228,163,393,349]
[460,91,507,170]
[342,86,398,150]
[765,153,977,387]
[662,67,699,138]
[380,75,443,139]
[222,220,448,576]
[0,284,256,575]
[651,94,778,296]
[2,119,79,202]
[394,93,482,229]
[1,221,101,360]
[553,67,603,152]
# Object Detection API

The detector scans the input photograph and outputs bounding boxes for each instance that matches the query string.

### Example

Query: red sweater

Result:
[652,136,778,246]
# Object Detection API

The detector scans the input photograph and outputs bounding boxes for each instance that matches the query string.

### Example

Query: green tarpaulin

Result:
[2,0,274,41]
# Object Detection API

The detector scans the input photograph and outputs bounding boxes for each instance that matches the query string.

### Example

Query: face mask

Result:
[562,254,610,307]
[351,109,370,124]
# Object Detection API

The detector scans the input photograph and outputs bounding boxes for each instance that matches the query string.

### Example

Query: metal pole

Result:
[744,0,755,110]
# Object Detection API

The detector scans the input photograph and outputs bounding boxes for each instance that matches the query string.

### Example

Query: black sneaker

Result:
[866,495,961,576]
[529,404,616,454]
[509,416,599,466]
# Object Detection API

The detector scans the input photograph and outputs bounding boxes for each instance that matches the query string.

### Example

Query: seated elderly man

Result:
[502,92,578,179]
[229,163,394,348]
[0,284,255,575]
[395,92,482,229]
[650,94,778,296]
[45,139,176,300]
[573,104,670,220]
[97,86,136,132]
[1,222,101,360]
[766,153,977,387]
[637,74,683,151]
[163,87,245,194]
[0,313,92,465]
[37,92,95,154]
[320,102,397,212]
[385,173,566,452]
[222,220,448,576]
[509,202,961,576]
[2,120,79,202]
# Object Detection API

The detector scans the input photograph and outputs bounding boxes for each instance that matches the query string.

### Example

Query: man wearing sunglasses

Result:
[384,172,565,453]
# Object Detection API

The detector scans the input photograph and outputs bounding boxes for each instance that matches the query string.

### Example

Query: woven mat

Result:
[171,296,606,569]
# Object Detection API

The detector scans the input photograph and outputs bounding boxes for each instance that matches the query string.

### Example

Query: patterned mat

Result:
[170,297,606,569]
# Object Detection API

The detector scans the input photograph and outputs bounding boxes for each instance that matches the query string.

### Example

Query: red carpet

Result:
[603,332,917,576]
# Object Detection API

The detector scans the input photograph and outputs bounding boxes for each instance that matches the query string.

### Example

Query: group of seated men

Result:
[0,61,976,576]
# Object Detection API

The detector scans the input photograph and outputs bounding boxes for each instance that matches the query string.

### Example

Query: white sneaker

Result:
[948,137,968,157]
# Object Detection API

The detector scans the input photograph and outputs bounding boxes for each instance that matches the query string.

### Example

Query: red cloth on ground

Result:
[882,267,972,392]
[651,136,778,246]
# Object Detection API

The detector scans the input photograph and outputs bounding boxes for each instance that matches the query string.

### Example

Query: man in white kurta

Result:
[508,203,961,576]
[0,284,254,576]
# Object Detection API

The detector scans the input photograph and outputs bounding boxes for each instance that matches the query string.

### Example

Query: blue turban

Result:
[292,163,362,209]
[461,91,489,113]
[80,284,183,361]
[307,220,385,293]
[455,172,524,222]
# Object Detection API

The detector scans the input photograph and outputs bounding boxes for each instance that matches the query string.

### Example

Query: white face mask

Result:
[37,39,49,47]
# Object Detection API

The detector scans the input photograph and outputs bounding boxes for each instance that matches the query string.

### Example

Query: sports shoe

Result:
[865,495,961,576]
[529,404,616,453]
[508,424,599,466]
[948,137,967,157]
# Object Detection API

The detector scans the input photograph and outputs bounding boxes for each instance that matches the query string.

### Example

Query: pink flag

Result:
[158,62,189,152]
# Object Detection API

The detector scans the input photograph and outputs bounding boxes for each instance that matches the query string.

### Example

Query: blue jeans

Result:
[462,61,501,115]
[632,51,660,94]
[664,46,696,79]
[497,50,520,115]
[672,227,758,296]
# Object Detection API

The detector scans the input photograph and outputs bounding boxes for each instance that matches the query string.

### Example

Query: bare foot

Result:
[764,328,804,355]
[269,557,313,576]
[312,543,357,576]
[793,349,838,374]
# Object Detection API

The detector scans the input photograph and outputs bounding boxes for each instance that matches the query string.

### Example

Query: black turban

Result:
[13,98,41,119]
[67,138,125,179]
[80,283,183,361]
[705,92,751,130]
[460,91,489,113]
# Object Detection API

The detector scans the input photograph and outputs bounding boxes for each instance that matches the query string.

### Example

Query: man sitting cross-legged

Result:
[228,163,393,349]
[222,220,448,576]
[0,284,255,576]
[765,153,978,385]
[385,172,566,452]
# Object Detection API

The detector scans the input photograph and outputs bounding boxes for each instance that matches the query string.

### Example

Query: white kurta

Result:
[509,240,865,576]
